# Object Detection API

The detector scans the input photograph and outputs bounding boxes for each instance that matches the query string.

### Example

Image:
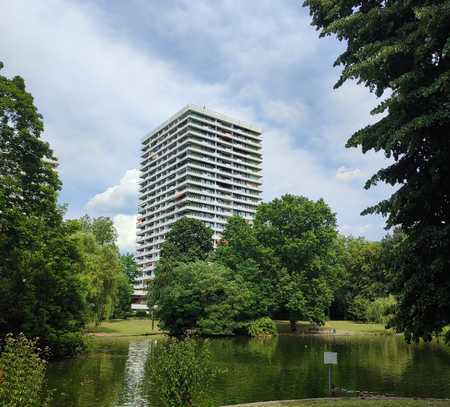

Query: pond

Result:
[46,335,450,406]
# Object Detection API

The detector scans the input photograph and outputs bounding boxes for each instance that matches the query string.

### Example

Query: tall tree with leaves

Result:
[151,217,214,307]
[331,237,387,321]
[160,217,213,262]
[78,215,118,246]
[150,218,218,334]
[68,216,125,324]
[213,216,277,318]
[304,1,450,341]
[120,252,140,283]
[254,194,342,330]
[0,62,87,356]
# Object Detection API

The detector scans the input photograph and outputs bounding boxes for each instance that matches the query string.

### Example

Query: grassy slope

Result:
[247,399,450,407]
[88,319,161,336]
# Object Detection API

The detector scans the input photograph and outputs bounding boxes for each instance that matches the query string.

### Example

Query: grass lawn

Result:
[276,320,391,336]
[89,319,389,337]
[325,321,391,335]
[243,399,450,407]
[87,318,161,336]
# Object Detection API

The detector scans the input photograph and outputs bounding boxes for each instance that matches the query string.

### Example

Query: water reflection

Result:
[116,340,150,407]
[46,335,450,407]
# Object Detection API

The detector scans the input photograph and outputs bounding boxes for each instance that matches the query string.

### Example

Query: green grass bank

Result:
[87,318,161,337]
[87,319,391,337]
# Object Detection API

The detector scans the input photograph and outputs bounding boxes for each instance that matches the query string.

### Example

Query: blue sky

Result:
[0,0,393,251]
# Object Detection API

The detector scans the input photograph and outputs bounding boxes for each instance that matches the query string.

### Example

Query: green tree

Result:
[331,237,387,321]
[254,194,342,330]
[120,253,140,283]
[152,261,257,336]
[151,217,269,336]
[366,295,397,324]
[67,216,127,323]
[213,216,277,318]
[69,227,123,325]
[78,215,118,247]
[151,217,215,333]
[304,1,450,342]
[159,217,213,262]
[0,62,60,224]
[0,63,87,357]
[0,334,49,407]
[112,274,133,319]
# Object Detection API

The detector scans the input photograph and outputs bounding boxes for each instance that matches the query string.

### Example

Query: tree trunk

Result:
[290,319,297,332]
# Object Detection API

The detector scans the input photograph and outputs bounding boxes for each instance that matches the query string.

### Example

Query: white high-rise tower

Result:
[132,105,262,309]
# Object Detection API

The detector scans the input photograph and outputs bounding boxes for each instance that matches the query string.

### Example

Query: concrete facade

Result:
[132,105,262,308]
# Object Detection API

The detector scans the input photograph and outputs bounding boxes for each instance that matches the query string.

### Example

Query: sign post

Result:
[323,352,337,394]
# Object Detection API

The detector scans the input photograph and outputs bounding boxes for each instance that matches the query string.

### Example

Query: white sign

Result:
[324,352,337,365]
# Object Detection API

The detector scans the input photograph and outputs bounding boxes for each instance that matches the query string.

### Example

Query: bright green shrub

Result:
[147,338,216,407]
[0,334,49,407]
[366,295,397,324]
[247,317,278,337]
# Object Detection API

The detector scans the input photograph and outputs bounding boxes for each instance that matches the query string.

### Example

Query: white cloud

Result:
[0,0,227,190]
[262,100,307,127]
[86,168,140,251]
[113,214,137,253]
[0,0,395,243]
[262,127,388,240]
[335,166,364,182]
[86,169,139,216]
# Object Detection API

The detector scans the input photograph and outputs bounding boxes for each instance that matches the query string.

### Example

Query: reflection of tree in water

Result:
[116,339,150,407]
[207,336,330,405]
[205,335,450,405]
[332,336,413,395]
[247,336,278,360]
[396,341,450,398]
[47,339,129,406]
[322,336,450,398]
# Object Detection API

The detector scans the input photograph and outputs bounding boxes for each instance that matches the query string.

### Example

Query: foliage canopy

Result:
[254,194,342,328]
[304,0,450,341]
[160,217,213,262]
[0,63,87,356]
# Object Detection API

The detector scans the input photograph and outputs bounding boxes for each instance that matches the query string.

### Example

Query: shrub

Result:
[0,333,49,407]
[247,317,278,337]
[147,338,216,407]
[366,295,397,324]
